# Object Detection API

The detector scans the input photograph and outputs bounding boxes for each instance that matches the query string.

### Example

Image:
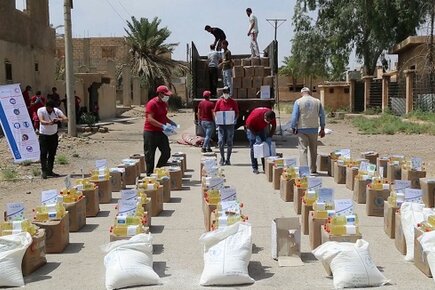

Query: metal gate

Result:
[368,79,382,108]
[414,72,435,112]
[353,81,364,112]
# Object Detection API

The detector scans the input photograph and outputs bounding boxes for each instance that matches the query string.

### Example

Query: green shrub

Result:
[406,110,435,124]
[32,167,40,177]
[1,168,19,181]
[80,113,97,127]
[56,154,69,165]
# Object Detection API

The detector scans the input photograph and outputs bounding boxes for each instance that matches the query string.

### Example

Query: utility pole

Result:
[64,0,76,136]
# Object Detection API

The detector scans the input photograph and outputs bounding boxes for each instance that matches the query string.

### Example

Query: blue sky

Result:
[45,0,297,65]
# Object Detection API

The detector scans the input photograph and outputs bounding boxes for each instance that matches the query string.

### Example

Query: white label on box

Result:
[340,149,351,159]
[308,177,322,192]
[215,111,235,125]
[110,167,125,173]
[284,158,297,168]
[220,201,241,215]
[379,166,384,178]
[120,189,138,200]
[260,85,271,99]
[220,187,237,202]
[41,189,59,205]
[345,225,357,235]
[411,157,423,171]
[404,188,423,203]
[299,166,310,178]
[382,184,390,190]
[318,188,334,203]
[334,199,354,216]
[359,161,369,172]
[6,203,25,221]
[95,159,107,169]
[394,180,411,193]
[118,199,137,216]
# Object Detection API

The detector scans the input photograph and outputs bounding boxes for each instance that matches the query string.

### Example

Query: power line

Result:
[104,0,127,24]
[117,0,132,18]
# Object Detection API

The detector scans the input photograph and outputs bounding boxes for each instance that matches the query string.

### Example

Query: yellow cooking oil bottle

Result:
[418,215,435,232]
[296,177,308,189]
[60,187,83,203]
[387,191,405,207]
[110,224,145,237]
[33,201,66,222]
[303,190,317,206]
[76,178,96,190]
[205,189,221,205]
[313,200,335,219]
[115,215,145,226]
[283,167,297,180]
[0,219,37,236]
[328,214,360,236]
[90,167,110,181]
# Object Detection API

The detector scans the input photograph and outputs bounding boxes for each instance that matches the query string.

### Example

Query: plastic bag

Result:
[199,222,254,286]
[313,239,389,289]
[0,232,32,287]
[418,231,435,283]
[103,233,160,289]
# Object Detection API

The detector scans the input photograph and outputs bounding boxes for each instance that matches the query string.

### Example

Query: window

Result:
[101,46,116,59]
[329,88,334,94]
[344,88,350,94]
[34,63,39,72]
[5,60,12,81]
[312,86,317,92]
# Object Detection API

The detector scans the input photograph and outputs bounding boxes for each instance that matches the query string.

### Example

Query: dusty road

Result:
[0,108,434,289]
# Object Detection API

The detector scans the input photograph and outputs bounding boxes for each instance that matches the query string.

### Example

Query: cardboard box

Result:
[215,110,235,125]
[203,199,217,231]
[264,67,272,76]
[346,167,359,191]
[82,187,100,217]
[271,218,301,260]
[253,76,263,88]
[244,66,255,77]
[309,212,328,250]
[64,197,87,232]
[242,77,253,88]
[377,157,389,178]
[130,154,146,174]
[395,211,407,255]
[401,169,426,189]
[361,152,379,164]
[165,166,182,190]
[233,59,241,66]
[145,186,164,217]
[317,153,329,172]
[263,76,273,86]
[233,66,244,78]
[366,188,390,216]
[353,179,371,204]
[254,66,264,77]
[280,177,295,202]
[232,77,242,89]
[22,229,47,276]
[294,186,305,215]
[266,158,275,182]
[301,202,313,235]
[110,171,125,192]
[109,226,150,242]
[273,167,284,190]
[169,158,184,176]
[251,58,261,66]
[142,200,152,227]
[118,163,137,185]
[261,57,270,67]
[329,160,337,177]
[238,88,247,99]
[247,88,258,98]
[384,201,398,239]
[321,226,362,245]
[334,163,347,184]
[414,227,432,277]
[387,163,401,183]
[93,179,112,204]
[158,177,171,203]
[241,58,251,66]
[33,213,69,254]
[421,178,435,208]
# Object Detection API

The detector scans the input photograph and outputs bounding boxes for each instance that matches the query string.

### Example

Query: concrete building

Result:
[391,36,434,74]
[0,0,55,93]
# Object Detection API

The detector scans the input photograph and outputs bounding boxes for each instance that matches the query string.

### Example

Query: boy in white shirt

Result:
[37,100,68,179]
[246,8,260,58]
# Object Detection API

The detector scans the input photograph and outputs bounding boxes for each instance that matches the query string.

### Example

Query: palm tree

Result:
[124,16,187,99]
[279,56,300,92]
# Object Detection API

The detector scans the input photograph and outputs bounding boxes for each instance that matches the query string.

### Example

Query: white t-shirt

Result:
[37,107,65,135]
[249,14,259,34]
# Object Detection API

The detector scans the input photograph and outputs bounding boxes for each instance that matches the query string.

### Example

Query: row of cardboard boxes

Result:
[0,152,188,279]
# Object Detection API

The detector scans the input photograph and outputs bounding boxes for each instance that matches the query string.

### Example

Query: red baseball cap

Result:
[203,90,211,97]
[156,85,173,96]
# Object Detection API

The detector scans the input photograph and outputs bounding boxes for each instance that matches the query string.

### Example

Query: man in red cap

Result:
[245,107,276,174]
[143,85,178,175]
[197,90,215,153]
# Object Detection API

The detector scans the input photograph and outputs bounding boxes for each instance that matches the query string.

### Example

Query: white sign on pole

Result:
[0,84,40,162]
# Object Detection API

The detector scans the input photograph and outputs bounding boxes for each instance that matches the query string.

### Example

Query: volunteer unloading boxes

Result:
[245,108,276,174]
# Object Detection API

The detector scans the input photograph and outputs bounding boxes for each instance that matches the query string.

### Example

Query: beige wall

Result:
[99,84,117,120]
[319,85,350,110]
[0,0,55,92]
[278,75,323,102]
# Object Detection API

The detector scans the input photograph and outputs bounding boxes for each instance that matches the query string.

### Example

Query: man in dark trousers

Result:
[197,90,215,153]
[204,25,226,51]
[37,100,68,179]
[245,107,276,174]
[143,85,178,176]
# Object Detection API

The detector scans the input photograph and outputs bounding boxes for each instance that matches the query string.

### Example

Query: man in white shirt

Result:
[37,100,68,179]
[208,44,222,97]
[246,8,260,58]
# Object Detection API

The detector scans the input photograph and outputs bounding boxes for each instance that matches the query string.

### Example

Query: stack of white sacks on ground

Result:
[199,156,254,286]
[0,233,32,287]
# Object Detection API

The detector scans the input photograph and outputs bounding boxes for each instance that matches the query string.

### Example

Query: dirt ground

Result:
[0,107,434,289]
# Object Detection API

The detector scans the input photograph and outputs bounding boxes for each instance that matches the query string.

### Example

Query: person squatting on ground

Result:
[204,25,226,51]
[213,86,239,166]
[143,85,178,176]
[290,87,326,174]
[208,44,221,97]
[246,8,260,58]
[37,100,68,179]
[245,108,276,174]
[197,90,215,153]
[219,40,233,95]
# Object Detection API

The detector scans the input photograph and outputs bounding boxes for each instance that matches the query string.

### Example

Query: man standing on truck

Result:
[245,108,276,174]
[197,90,215,153]
[219,40,233,95]
[214,86,239,166]
[208,44,221,97]
[290,87,326,174]
[204,25,226,51]
[143,85,178,176]
[246,8,260,58]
